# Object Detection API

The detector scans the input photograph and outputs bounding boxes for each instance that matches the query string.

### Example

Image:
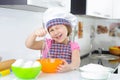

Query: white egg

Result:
[12,59,24,67]
[32,61,41,67]
[22,61,33,68]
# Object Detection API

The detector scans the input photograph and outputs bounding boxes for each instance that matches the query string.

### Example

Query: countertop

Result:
[1,70,120,80]
[1,70,84,80]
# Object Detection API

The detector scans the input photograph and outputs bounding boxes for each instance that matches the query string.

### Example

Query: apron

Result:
[47,40,72,64]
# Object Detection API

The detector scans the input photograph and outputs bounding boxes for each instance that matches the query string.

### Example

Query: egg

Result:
[22,61,33,68]
[12,59,24,67]
[32,61,41,67]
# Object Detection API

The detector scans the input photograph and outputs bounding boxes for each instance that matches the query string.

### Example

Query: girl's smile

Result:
[53,33,62,39]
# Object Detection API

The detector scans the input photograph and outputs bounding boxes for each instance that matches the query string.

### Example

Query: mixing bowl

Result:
[11,60,41,79]
[37,58,63,73]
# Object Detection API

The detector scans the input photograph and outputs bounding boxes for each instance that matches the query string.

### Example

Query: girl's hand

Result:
[34,27,47,37]
[57,59,71,72]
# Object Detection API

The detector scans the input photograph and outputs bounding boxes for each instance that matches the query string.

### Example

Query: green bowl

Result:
[11,66,41,79]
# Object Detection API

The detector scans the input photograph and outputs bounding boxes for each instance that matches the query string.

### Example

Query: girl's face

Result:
[48,24,69,43]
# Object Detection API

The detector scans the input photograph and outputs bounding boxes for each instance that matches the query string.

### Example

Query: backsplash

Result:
[74,15,120,56]
[0,8,120,60]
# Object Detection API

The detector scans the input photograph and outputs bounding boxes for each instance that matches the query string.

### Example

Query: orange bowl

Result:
[37,58,63,73]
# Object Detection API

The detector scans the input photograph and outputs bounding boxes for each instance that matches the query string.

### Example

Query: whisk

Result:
[40,22,50,58]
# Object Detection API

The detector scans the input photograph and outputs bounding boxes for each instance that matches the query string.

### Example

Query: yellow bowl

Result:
[109,46,120,56]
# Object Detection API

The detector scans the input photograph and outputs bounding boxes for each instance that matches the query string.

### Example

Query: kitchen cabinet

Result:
[0,0,71,12]
[1,0,120,19]
[59,0,71,12]
[112,0,120,19]
[59,0,120,19]
[87,0,112,18]
[0,0,64,12]
[0,0,47,12]
[71,0,112,18]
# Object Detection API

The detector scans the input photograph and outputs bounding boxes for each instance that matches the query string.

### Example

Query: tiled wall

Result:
[75,15,120,56]
[0,8,119,60]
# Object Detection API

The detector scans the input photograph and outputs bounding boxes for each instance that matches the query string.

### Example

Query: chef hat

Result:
[43,7,78,29]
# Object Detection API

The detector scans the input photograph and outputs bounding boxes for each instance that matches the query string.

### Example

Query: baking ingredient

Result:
[80,63,114,79]
[12,59,24,67]
[22,61,33,68]
[80,63,114,72]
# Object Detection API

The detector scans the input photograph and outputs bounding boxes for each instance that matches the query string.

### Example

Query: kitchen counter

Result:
[1,70,84,80]
[1,70,120,80]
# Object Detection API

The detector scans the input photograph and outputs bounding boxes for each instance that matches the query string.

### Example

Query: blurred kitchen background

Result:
[0,0,120,68]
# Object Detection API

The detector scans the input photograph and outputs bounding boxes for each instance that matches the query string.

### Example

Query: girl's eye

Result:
[49,29,54,32]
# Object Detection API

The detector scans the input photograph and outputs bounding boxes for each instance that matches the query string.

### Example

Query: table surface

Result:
[1,70,120,80]
[1,70,84,80]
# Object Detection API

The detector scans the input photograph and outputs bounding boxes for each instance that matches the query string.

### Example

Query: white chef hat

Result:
[43,7,78,29]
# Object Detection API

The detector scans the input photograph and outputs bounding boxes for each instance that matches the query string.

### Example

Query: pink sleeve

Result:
[70,42,80,51]
[42,39,52,58]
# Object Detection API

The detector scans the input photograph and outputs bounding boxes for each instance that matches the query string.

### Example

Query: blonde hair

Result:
[65,25,72,36]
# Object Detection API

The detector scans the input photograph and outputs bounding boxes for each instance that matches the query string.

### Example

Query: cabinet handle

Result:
[93,12,101,15]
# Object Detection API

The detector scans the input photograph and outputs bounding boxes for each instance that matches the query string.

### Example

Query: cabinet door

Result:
[102,0,112,18]
[28,0,64,8]
[59,0,71,12]
[86,0,112,18]
[86,0,103,17]
[113,0,120,19]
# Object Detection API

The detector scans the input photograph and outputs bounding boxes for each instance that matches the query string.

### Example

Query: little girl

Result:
[25,7,80,72]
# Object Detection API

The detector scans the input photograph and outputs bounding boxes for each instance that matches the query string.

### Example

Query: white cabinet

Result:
[54,0,71,12]
[0,0,65,12]
[0,0,48,12]
[86,0,112,18]
[113,0,120,19]
[70,0,112,18]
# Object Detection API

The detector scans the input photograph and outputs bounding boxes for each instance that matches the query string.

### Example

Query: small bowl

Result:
[12,66,41,79]
[11,60,41,79]
[37,58,63,73]
[109,46,120,56]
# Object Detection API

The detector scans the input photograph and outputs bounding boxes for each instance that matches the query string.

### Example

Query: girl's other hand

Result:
[34,27,47,37]
[57,59,71,72]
